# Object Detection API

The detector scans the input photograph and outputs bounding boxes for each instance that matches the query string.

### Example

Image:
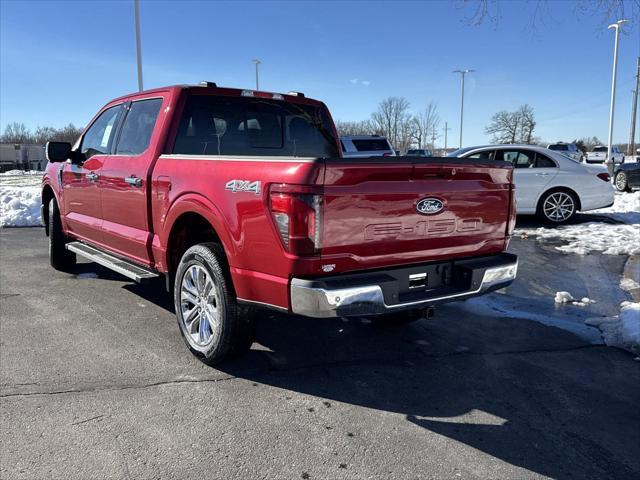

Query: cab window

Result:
[115,98,163,155]
[81,105,123,160]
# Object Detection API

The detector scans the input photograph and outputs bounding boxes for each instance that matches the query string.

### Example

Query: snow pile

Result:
[0,172,43,227]
[620,277,640,292]
[517,191,640,255]
[586,302,640,355]
[554,291,596,307]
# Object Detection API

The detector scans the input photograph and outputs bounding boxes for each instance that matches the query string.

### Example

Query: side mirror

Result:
[46,141,72,163]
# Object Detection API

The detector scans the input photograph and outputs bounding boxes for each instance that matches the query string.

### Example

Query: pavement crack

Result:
[0,375,237,399]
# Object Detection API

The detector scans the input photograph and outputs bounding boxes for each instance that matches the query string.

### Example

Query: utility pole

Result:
[430,127,437,151]
[252,59,261,90]
[443,122,451,151]
[453,69,474,148]
[628,57,639,158]
[134,0,143,92]
[606,19,627,175]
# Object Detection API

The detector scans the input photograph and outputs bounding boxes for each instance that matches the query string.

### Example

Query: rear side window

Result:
[548,144,568,151]
[535,153,556,168]
[116,98,163,155]
[172,96,338,158]
[351,138,391,151]
[496,150,536,168]
[81,105,123,160]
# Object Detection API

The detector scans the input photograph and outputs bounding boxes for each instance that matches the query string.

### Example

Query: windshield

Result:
[351,138,392,151]
[447,147,478,157]
[172,95,339,158]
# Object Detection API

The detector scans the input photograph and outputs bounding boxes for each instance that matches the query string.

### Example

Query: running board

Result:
[66,242,159,283]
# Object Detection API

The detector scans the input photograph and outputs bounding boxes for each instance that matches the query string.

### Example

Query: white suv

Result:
[341,135,395,157]
[586,146,624,165]
[547,143,583,162]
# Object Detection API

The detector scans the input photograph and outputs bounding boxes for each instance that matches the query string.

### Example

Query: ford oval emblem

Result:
[416,198,444,215]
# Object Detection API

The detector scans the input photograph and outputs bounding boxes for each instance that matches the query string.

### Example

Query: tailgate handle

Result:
[419,168,456,179]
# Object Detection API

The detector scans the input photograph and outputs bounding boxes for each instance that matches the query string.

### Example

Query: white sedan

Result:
[448,145,615,223]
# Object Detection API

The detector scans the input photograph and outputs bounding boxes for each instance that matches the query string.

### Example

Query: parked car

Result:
[407,149,433,157]
[546,142,583,162]
[449,145,614,223]
[614,162,640,192]
[586,145,624,165]
[341,135,395,157]
[42,83,517,364]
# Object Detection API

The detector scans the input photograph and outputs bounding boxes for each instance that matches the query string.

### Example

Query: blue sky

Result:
[1,0,639,146]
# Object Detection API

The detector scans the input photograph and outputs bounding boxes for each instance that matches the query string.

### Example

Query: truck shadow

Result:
[214,308,639,479]
[122,273,639,479]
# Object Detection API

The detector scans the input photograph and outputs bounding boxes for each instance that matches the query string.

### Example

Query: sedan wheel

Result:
[540,191,576,223]
[614,172,629,192]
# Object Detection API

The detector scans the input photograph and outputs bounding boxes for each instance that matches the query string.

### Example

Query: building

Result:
[0,144,46,172]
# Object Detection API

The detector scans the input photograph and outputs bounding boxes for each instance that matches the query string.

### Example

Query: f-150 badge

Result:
[225,180,261,195]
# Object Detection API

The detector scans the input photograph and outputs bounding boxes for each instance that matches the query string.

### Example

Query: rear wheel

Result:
[537,190,577,224]
[48,199,76,271]
[614,171,631,192]
[174,243,254,365]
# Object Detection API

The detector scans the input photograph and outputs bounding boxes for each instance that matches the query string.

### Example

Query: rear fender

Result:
[158,193,235,272]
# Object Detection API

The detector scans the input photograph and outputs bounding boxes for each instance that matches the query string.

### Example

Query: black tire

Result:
[614,171,631,192]
[48,198,76,271]
[174,242,254,365]
[536,189,578,224]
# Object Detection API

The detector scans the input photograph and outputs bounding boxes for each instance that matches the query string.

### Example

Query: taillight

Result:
[269,186,322,256]
[597,173,610,182]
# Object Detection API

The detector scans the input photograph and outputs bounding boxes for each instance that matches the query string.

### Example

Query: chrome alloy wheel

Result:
[179,265,221,348]
[615,172,628,192]
[543,192,575,222]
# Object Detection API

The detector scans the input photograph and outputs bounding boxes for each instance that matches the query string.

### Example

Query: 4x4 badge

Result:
[225,180,261,195]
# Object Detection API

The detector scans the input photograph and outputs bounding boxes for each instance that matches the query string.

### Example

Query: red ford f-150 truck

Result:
[42,82,518,364]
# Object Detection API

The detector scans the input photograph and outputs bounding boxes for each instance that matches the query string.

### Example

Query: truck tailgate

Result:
[321,157,514,273]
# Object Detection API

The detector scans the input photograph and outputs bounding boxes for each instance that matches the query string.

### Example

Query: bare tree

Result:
[485,104,537,144]
[518,104,536,144]
[53,123,83,144]
[1,123,31,143]
[411,102,440,149]
[371,97,411,149]
[334,120,377,137]
[485,110,520,144]
[461,0,639,30]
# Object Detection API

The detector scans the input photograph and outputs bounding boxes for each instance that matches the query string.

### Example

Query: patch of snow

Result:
[554,291,596,306]
[0,185,42,227]
[517,191,640,255]
[0,172,44,227]
[585,301,640,355]
[620,277,640,292]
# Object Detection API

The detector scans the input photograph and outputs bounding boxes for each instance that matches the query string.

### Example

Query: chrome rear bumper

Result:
[290,253,517,318]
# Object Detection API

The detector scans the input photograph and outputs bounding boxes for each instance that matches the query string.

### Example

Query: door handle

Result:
[535,172,549,176]
[86,172,99,182]
[125,176,143,187]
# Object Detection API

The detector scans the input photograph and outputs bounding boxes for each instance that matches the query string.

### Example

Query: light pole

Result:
[453,69,474,148]
[134,0,143,92]
[606,19,627,175]
[443,121,451,151]
[252,59,262,90]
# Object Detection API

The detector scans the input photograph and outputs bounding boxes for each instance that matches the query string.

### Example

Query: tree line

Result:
[0,122,83,145]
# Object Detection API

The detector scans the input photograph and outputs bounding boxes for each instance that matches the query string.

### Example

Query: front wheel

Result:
[614,171,631,192]
[48,199,76,271]
[174,243,254,365]
[537,190,577,224]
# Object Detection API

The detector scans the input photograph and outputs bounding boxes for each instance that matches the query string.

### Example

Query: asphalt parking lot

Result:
[1,228,639,479]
